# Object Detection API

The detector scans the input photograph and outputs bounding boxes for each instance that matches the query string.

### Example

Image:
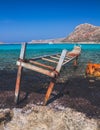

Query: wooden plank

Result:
[15,42,27,104]
[19,42,27,59]
[15,66,23,104]
[56,49,67,72]
[56,54,61,58]
[62,60,69,65]
[50,56,60,60]
[73,56,78,66]
[17,61,55,78]
[30,53,60,61]
[66,46,81,57]
[29,60,55,70]
[15,44,81,105]
[63,56,76,65]
[65,57,72,60]
[44,49,67,105]
[44,80,55,105]
[42,57,58,64]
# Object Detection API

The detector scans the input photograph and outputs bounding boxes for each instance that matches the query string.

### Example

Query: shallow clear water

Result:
[0,43,100,75]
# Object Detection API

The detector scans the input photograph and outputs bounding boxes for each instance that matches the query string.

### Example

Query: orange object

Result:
[86,63,100,77]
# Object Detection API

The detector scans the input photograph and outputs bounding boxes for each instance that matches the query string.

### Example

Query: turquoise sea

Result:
[0,43,100,76]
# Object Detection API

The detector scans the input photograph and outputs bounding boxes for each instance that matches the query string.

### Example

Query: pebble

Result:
[3,106,99,130]
[89,79,95,83]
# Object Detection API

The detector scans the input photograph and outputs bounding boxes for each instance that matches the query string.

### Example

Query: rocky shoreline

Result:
[0,105,100,130]
[0,69,100,130]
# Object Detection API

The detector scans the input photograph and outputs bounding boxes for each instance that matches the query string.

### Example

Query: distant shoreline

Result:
[0,42,4,44]
[1,42,100,44]
[28,42,100,44]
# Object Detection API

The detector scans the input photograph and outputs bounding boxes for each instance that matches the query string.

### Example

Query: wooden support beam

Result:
[56,49,67,72]
[43,78,55,105]
[65,57,72,60]
[15,44,81,105]
[17,61,56,78]
[15,42,27,104]
[44,49,67,105]
[56,54,61,58]
[15,66,23,104]
[62,60,69,65]
[73,56,78,67]
[19,42,27,59]
[50,56,60,60]
[63,56,76,65]
[42,57,58,64]
[29,60,55,70]
[66,55,74,59]
[30,53,60,61]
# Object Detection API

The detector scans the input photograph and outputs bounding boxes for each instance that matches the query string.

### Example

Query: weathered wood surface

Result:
[30,53,60,61]
[56,49,67,72]
[17,61,55,78]
[63,56,77,65]
[29,60,55,70]
[67,46,81,57]
[15,43,81,105]
[42,57,58,64]
[44,49,67,105]
[50,56,60,60]
[15,43,27,104]
[15,66,23,104]
[44,80,55,105]
[19,42,27,60]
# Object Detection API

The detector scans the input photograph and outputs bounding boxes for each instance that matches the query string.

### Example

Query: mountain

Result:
[30,23,100,43]
[63,23,100,42]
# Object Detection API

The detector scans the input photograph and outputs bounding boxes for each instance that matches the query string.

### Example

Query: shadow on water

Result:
[0,70,100,119]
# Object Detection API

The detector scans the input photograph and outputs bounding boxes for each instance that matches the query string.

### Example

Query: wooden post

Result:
[73,56,78,67]
[17,61,55,78]
[29,60,55,70]
[43,78,56,105]
[15,65,23,104]
[56,49,67,72]
[44,49,67,105]
[15,42,27,104]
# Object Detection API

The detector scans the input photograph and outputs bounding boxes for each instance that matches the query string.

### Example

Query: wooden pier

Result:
[15,43,81,105]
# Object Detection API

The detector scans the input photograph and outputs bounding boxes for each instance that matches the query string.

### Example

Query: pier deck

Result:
[15,43,81,105]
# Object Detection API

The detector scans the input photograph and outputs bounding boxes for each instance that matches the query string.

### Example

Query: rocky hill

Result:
[63,23,100,42]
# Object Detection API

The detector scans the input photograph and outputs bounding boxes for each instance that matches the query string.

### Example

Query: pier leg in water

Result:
[15,66,23,104]
[44,78,56,105]
[14,42,27,104]
[73,56,78,67]
[44,49,67,105]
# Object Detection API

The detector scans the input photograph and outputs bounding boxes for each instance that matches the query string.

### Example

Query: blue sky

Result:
[0,0,100,42]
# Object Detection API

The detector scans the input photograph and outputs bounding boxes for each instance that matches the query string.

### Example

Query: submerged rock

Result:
[0,109,13,124]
